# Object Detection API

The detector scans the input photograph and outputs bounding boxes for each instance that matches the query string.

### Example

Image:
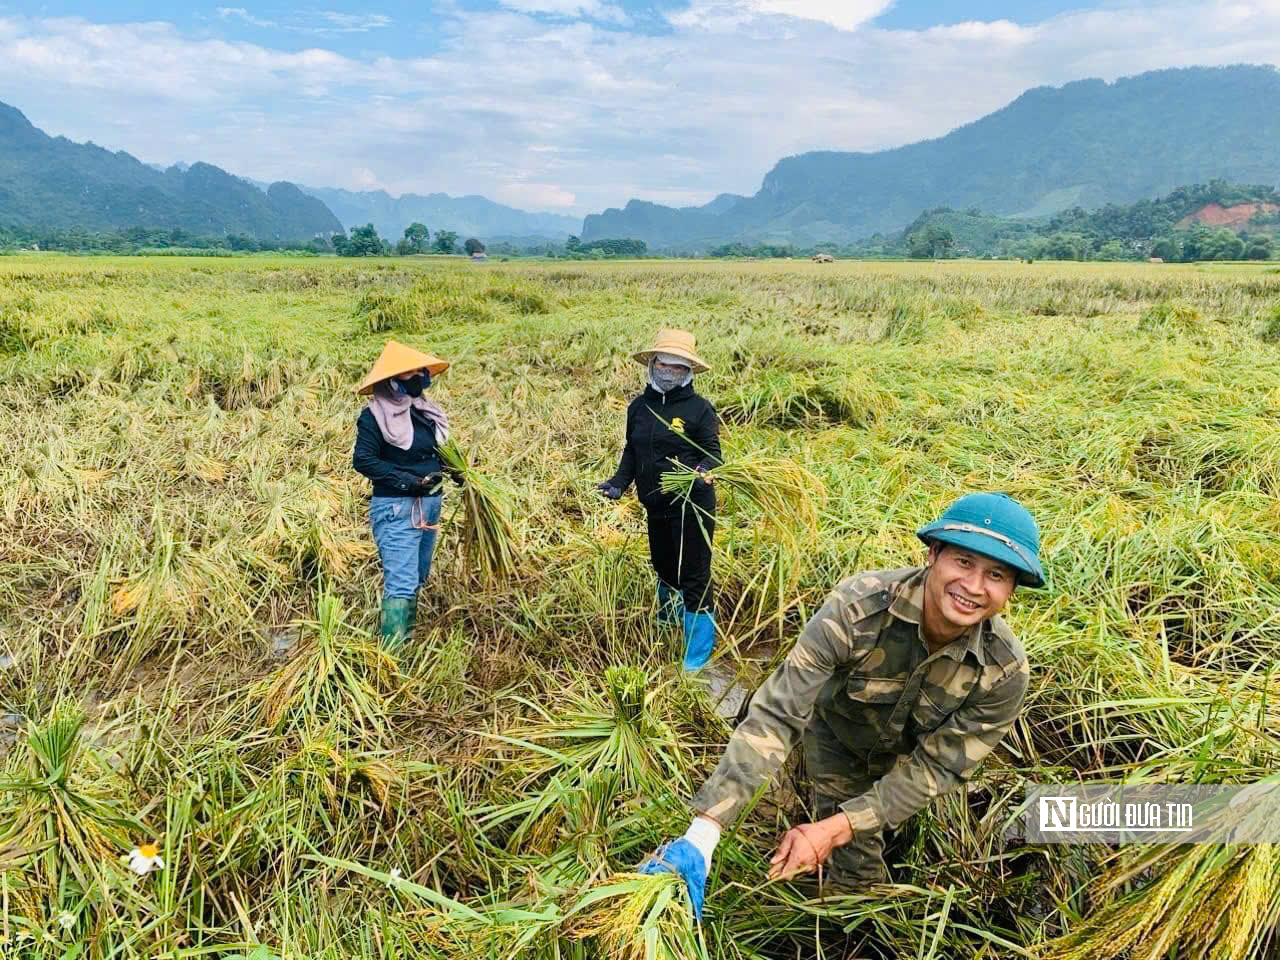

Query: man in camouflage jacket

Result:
[642,492,1044,902]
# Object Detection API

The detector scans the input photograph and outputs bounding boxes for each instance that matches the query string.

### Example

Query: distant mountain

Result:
[0,103,341,240]
[583,65,1280,250]
[301,187,582,242]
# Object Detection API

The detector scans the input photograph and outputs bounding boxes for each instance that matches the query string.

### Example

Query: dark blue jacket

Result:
[352,407,443,497]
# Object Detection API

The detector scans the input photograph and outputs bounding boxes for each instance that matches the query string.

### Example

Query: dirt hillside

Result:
[1176,201,1279,229]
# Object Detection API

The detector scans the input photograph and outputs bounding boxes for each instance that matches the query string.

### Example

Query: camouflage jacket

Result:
[691,567,1029,834]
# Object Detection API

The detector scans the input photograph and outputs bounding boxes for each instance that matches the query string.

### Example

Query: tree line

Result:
[331,223,486,257]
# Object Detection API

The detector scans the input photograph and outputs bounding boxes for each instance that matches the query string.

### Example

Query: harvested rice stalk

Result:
[481,672,690,794]
[1042,841,1280,960]
[256,591,400,739]
[439,439,520,585]
[566,872,705,960]
[661,455,826,549]
[606,665,647,725]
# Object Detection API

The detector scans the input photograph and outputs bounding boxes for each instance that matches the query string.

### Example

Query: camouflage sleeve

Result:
[839,661,1029,834]
[691,587,873,826]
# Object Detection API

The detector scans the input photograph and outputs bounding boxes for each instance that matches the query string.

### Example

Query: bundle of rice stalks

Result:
[256,591,401,740]
[0,705,151,929]
[1042,842,1280,960]
[439,439,520,585]
[251,476,366,581]
[472,769,625,869]
[565,872,705,960]
[661,455,826,551]
[482,670,689,795]
[606,665,647,725]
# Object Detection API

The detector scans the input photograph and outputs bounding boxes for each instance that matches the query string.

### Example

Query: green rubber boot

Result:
[379,596,415,651]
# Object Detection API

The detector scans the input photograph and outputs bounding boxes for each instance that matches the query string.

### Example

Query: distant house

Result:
[471,252,488,262]
[811,253,834,263]
[1148,257,1164,264]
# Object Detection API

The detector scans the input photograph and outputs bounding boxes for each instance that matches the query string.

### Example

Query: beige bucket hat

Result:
[632,329,710,374]
[356,339,450,395]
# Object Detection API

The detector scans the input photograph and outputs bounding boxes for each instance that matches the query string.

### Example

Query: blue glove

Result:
[639,838,707,920]
[596,481,623,501]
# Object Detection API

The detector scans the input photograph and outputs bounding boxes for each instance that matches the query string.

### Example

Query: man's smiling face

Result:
[924,542,1017,633]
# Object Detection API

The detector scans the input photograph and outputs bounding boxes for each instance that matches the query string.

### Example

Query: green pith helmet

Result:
[916,493,1045,588]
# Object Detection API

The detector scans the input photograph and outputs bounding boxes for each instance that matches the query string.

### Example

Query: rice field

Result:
[2,254,1280,958]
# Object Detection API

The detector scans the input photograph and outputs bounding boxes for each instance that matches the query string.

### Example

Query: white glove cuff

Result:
[683,816,721,866]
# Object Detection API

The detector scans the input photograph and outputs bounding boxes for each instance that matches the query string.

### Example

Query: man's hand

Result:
[596,481,623,500]
[694,465,714,486]
[767,813,853,881]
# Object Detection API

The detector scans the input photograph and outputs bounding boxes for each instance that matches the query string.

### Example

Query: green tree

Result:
[906,225,954,258]
[1197,228,1245,260]
[463,237,485,255]
[402,222,429,254]
[339,224,385,257]
[433,230,458,254]
[1151,234,1182,260]
[566,235,581,252]
[1245,236,1275,260]
[1040,232,1087,261]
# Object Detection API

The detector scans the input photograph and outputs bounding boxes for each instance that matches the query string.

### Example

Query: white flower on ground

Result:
[389,867,403,881]
[57,911,75,930]
[126,843,164,875]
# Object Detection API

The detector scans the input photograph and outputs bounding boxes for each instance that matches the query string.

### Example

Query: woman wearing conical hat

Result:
[352,340,459,650]
[598,330,722,670]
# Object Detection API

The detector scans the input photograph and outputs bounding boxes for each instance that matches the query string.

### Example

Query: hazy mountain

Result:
[301,187,582,242]
[0,103,341,240]
[582,65,1280,250]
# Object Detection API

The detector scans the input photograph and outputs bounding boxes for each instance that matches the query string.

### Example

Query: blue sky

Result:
[10,1,1108,53]
[1,1,1278,219]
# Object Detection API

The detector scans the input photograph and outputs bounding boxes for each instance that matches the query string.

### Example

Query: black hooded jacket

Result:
[606,382,722,511]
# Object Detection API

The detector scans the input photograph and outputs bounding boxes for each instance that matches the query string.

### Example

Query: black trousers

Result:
[646,490,715,613]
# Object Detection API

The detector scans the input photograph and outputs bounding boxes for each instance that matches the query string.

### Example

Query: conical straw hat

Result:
[356,339,450,395]
[632,329,710,374]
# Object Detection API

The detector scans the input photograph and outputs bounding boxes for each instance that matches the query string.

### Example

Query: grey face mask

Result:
[648,357,692,394]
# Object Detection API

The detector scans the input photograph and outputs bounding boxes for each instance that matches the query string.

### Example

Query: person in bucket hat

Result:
[642,492,1042,913]
[597,329,721,670]
[352,339,461,650]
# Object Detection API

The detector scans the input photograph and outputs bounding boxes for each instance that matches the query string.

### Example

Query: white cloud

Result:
[671,0,892,31]
[0,2,1278,218]
[499,0,604,15]
[497,182,578,208]
[216,8,277,29]
[314,11,393,32]
[215,7,392,34]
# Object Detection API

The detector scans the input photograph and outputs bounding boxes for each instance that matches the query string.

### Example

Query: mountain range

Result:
[302,187,580,243]
[0,104,341,241]
[582,65,1280,250]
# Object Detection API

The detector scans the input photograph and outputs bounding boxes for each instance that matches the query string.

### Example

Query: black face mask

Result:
[396,372,429,397]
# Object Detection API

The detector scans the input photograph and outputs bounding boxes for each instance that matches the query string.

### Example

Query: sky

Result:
[1,1,1279,217]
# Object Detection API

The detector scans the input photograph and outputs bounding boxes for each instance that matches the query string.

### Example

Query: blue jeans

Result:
[370,495,442,599]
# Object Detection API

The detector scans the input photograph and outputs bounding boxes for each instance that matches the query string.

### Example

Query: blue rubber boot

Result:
[682,611,716,671]
[657,583,684,625]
